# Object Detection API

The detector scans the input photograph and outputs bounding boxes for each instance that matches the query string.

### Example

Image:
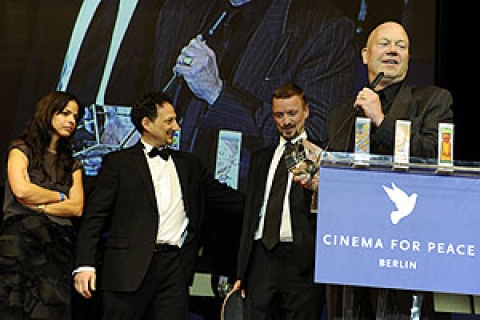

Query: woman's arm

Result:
[8,148,63,204]
[8,148,84,217]
[40,169,84,217]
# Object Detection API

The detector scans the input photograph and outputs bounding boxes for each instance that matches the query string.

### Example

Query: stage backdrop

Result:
[0,0,437,185]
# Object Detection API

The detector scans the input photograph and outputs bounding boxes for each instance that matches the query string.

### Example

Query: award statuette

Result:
[284,139,323,212]
[436,123,454,173]
[354,117,371,167]
[393,120,411,170]
[284,139,322,177]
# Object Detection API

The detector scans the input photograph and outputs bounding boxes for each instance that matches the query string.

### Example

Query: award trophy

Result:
[284,139,323,212]
[284,139,322,177]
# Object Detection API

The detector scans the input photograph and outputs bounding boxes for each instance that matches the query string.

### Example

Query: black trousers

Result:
[245,241,325,320]
[101,248,189,320]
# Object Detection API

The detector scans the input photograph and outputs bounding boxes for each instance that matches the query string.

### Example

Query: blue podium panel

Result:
[315,166,480,295]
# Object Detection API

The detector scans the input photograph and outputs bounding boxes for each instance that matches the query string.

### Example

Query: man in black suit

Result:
[233,83,325,319]
[73,91,244,319]
[325,21,454,319]
[325,21,453,158]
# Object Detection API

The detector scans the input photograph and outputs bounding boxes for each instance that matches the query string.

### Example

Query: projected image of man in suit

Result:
[154,0,357,192]
[13,0,164,177]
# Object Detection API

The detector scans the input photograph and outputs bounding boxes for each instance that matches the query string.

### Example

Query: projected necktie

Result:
[67,0,119,105]
[262,141,292,250]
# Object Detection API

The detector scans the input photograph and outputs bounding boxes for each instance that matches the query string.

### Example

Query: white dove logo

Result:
[382,182,418,225]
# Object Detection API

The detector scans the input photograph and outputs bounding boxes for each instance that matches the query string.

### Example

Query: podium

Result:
[314,152,480,319]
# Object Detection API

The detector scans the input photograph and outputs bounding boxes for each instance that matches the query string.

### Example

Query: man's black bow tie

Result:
[148,147,169,160]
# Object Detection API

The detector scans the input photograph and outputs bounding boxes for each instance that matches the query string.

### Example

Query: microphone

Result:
[356,71,385,116]
[323,72,386,152]
[367,71,384,90]
[161,10,229,93]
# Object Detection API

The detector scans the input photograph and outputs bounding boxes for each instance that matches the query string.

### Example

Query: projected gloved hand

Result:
[174,35,223,105]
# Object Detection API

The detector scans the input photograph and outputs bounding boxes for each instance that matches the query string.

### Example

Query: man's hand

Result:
[233,280,246,299]
[353,88,384,127]
[74,270,96,299]
[292,171,319,192]
[174,35,223,105]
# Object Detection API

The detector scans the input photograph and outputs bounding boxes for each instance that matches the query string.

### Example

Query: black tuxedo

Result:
[74,142,243,316]
[236,143,325,319]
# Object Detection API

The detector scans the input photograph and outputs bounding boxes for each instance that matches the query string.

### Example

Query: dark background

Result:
[0,1,478,319]
[435,1,478,162]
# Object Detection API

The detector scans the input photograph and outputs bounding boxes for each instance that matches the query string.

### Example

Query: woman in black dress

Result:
[0,91,85,319]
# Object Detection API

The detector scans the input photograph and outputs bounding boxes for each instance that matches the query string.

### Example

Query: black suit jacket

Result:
[154,0,357,191]
[74,142,243,292]
[14,0,162,135]
[325,83,454,158]
[236,145,317,284]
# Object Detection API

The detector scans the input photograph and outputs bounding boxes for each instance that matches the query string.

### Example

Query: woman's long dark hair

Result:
[19,91,84,183]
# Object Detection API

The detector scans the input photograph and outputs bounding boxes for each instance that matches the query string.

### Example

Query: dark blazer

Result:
[325,83,454,158]
[74,142,243,291]
[154,0,357,191]
[236,145,317,284]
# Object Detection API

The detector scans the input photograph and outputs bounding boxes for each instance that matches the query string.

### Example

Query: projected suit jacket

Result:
[153,0,357,191]
[14,0,162,135]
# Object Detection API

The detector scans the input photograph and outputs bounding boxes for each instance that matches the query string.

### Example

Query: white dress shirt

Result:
[142,140,188,247]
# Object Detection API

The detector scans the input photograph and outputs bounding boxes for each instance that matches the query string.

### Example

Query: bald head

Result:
[362,21,410,88]
[366,22,409,48]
